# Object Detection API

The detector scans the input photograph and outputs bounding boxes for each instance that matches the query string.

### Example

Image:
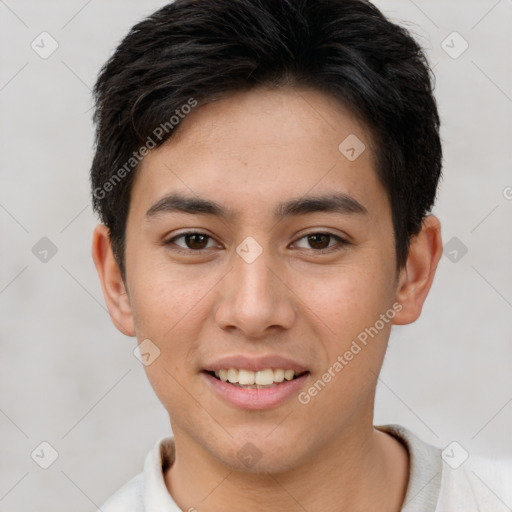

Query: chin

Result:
[214,431,308,475]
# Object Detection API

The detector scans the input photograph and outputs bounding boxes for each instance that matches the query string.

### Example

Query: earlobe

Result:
[392,215,443,325]
[91,224,136,336]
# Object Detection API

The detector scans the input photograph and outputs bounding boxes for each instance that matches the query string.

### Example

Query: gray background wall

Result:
[1,1,511,510]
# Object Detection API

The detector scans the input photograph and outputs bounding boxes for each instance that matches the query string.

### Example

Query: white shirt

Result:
[100,424,512,511]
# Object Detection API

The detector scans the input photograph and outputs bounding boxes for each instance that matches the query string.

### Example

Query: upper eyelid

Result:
[166,230,348,249]
[293,232,345,245]
[167,231,220,248]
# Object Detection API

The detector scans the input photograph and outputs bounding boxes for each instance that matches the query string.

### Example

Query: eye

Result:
[165,231,220,252]
[293,232,348,253]
[164,230,349,255]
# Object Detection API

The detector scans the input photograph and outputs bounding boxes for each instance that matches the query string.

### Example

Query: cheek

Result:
[290,257,396,410]
[127,267,210,384]
[128,271,211,412]
[292,259,395,340]
[127,258,208,337]
[293,269,394,425]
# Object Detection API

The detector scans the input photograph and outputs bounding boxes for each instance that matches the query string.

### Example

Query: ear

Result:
[91,224,135,336]
[392,215,443,325]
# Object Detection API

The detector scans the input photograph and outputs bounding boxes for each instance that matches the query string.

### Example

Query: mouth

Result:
[202,355,310,409]
[204,368,310,389]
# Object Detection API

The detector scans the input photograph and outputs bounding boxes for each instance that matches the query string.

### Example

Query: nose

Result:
[214,246,296,338]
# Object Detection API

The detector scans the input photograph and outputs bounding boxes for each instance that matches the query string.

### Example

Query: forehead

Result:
[129,86,388,222]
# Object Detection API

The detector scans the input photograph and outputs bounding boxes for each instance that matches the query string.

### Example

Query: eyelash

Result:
[164,230,350,255]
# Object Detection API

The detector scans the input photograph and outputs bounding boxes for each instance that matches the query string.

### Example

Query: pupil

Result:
[184,234,331,250]
[186,234,208,250]
[309,234,329,249]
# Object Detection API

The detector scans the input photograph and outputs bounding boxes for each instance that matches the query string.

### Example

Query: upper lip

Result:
[203,354,309,373]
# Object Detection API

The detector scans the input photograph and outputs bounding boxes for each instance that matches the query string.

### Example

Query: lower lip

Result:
[203,372,309,410]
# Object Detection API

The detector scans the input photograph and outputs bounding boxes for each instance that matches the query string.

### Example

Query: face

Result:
[118,87,404,472]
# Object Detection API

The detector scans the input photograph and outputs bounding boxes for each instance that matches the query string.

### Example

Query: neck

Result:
[165,423,409,512]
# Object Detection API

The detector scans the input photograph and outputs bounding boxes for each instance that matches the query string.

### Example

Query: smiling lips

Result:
[204,355,309,388]
[211,368,303,388]
[203,355,310,407]
[204,370,309,410]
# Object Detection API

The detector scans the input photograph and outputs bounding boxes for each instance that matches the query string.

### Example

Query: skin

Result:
[93,87,442,511]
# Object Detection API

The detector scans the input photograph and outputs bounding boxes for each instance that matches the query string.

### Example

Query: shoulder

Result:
[99,435,177,512]
[376,424,512,512]
[437,454,512,511]
[100,472,145,512]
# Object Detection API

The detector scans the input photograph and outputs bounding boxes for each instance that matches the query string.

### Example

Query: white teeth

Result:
[227,368,239,383]
[238,369,255,385]
[255,369,274,385]
[284,369,295,381]
[211,368,301,386]
[273,368,285,383]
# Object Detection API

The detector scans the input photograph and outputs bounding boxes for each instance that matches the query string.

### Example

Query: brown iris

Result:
[306,233,331,250]
[184,233,210,250]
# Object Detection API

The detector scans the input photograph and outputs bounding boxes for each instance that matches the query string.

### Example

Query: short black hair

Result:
[91,0,442,276]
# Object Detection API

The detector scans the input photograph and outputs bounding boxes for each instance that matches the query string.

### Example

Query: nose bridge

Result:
[215,238,295,335]
[232,243,276,308]
[231,233,273,290]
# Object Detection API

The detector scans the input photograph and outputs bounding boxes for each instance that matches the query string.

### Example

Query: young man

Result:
[90,0,511,510]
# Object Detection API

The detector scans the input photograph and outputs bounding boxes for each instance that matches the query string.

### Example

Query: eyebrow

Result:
[146,192,368,220]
